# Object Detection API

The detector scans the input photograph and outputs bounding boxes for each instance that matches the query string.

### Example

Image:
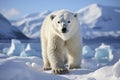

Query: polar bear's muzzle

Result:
[61,23,68,33]
[62,27,67,33]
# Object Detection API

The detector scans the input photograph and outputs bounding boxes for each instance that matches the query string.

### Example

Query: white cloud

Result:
[1,8,20,19]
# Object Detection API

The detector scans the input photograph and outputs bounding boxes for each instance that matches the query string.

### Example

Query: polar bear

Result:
[41,10,82,74]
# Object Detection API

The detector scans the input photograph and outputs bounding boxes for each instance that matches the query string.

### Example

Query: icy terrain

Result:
[0,39,120,80]
[0,51,120,80]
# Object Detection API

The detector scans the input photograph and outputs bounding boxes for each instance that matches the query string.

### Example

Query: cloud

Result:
[1,8,20,19]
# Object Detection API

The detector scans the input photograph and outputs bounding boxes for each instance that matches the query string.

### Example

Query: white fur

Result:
[41,10,82,74]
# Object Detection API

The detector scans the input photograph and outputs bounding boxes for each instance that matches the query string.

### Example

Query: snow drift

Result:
[0,53,120,80]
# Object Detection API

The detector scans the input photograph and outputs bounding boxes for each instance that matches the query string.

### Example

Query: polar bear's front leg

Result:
[41,35,51,70]
[47,36,68,74]
[66,36,82,69]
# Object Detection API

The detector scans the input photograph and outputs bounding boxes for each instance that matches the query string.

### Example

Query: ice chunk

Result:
[94,43,113,64]
[20,43,40,57]
[113,59,120,78]
[25,43,31,51]
[7,39,25,56]
[3,48,9,54]
[26,61,41,69]
[83,45,94,59]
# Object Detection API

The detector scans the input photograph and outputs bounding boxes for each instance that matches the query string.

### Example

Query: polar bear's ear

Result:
[74,13,78,18]
[50,15,56,20]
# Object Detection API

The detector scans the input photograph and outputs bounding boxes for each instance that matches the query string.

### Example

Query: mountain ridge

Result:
[0,13,29,40]
[11,3,120,39]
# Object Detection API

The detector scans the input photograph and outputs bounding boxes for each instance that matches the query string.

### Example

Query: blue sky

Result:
[0,0,120,20]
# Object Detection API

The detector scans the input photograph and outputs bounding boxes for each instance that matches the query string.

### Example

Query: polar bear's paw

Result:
[44,66,51,70]
[69,65,81,69]
[52,68,69,74]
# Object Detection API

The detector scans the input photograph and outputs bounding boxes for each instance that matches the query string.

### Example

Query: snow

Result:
[79,4,120,39]
[92,66,113,80]
[78,3,102,28]
[0,41,120,80]
[0,51,120,80]
[113,59,120,78]
[0,56,43,80]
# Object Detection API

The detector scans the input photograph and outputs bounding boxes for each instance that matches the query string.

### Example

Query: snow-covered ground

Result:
[0,39,120,80]
[0,52,120,80]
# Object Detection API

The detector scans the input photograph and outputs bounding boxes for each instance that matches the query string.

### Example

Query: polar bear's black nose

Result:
[62,28,67,33]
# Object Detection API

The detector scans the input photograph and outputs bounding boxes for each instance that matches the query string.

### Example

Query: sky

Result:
[0,0,120,20]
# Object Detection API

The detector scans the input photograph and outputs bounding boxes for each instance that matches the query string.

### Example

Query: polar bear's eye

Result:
[58,21,60,23]
[68,21,70,23]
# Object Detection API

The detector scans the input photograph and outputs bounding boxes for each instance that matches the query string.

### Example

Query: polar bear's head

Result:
[50,10,79,41]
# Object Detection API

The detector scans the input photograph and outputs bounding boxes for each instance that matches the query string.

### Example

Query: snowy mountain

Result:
[78,4,120,39]
[12,10,51,39]
[0,13,28,40]
[12,4,120,40]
